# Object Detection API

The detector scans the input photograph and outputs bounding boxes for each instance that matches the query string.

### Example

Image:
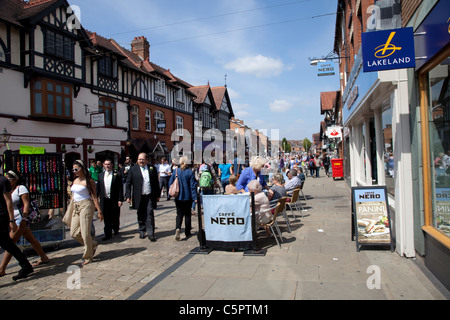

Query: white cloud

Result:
[269,100,293,112]
[224,55,285,78]
[232,102,251,119]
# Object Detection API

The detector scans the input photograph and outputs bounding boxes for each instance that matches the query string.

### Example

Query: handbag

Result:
[62,197,74,227]
[17,186,41,225]
[169,169,180,197]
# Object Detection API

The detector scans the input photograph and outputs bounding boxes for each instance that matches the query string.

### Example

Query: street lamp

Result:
[0,128,11,147]
[72,137,83,148]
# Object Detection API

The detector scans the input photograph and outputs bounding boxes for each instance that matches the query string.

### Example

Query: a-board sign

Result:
[351,186,394,252]
[202,194,253,250]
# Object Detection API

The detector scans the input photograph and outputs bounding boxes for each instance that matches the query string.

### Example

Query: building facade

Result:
[0,0,203,171]
[403,0,450,290]
[333,0,449,289]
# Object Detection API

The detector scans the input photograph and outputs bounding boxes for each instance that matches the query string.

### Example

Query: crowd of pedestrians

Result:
[0,150,336,281]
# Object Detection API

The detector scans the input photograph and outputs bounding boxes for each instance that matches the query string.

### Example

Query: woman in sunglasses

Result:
[0,170,49,276]
[69,160,103,265]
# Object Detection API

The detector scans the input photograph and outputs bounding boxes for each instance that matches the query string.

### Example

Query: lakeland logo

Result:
[374,32,401,58]
[362,27,415,72]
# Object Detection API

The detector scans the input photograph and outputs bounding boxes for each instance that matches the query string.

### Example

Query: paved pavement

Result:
[1,170,449,302]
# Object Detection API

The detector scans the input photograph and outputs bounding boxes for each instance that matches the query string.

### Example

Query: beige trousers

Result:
[70,199,97,261]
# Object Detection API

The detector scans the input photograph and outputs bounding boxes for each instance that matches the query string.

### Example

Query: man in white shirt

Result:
[158,157,172,200]
[97,159,123,241]
[125,153,160,241]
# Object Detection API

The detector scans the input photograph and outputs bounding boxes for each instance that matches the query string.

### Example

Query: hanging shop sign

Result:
[157,120,166,129]
[317,61,335,76]
[90,112,105,128]
[351,186,394,252]
[326,126,342,139]
[362,27,415,72]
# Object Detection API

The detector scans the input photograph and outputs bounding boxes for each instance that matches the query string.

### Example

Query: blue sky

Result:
[70,0,340,141]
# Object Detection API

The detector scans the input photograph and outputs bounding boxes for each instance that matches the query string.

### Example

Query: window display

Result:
[427,56,450,237]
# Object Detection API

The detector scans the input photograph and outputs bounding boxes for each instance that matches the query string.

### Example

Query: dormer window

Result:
[176,88,185,102]
[155,76,165,95]
[45,29,74,61]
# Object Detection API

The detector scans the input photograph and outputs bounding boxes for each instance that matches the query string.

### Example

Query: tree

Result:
[303,138,312,152]
[282,138,288,152]
[281,138,292,153]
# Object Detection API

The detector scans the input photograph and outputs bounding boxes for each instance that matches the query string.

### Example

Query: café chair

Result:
[257,202,282,248]
[277,197,291,233]
[286,188,301,220]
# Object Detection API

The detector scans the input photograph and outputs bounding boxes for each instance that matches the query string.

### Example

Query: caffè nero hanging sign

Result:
[362,27,415,72]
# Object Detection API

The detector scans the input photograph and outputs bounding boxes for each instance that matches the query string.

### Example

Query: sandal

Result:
[32,259,50,267]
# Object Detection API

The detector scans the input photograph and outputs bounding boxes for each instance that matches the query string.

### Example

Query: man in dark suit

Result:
[125,153,160,241]
[97,159,124,241]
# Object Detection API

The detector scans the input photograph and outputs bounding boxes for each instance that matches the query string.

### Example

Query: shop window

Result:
[382,106,394,196]
[426,57,450,237]
[31,78,72,119]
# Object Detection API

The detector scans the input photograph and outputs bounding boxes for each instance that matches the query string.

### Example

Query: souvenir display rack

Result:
[7,153,65,209]
[4,151,66,248]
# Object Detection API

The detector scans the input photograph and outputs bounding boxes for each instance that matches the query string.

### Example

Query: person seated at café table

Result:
[246,180,272,236]
[225,175,239,195]
[284,168,302,194]
[267,172,286,202]
[246,180,271,222]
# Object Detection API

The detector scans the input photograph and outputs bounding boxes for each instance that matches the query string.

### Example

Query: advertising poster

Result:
[352,186,393,251]
[435,188,450,237]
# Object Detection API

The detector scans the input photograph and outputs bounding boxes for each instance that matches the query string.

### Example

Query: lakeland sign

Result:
[361,27,415,72]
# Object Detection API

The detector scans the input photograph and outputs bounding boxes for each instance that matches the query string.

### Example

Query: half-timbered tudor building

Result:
[0,0,199,168]
[188,84,234,155]
[0,0,128,169]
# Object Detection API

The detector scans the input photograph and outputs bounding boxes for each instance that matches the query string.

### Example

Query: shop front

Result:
[412,0,450,290]
[343,46,415,257]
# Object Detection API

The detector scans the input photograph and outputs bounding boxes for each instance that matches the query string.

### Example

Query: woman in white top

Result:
[0,170,49,276]
[69,160,103,265]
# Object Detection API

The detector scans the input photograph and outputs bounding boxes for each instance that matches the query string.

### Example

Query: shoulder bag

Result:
[169,169,180,197]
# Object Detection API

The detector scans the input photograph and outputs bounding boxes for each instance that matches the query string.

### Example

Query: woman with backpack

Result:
[0,170,49,276]
[169,156,197,241]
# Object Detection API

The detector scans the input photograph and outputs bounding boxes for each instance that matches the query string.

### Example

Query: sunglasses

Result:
[72,168,80,173]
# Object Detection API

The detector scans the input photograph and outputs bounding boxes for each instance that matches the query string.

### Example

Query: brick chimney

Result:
[131,36,150,61]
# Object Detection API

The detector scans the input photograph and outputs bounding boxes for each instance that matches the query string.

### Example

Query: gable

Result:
[220,96,229,112]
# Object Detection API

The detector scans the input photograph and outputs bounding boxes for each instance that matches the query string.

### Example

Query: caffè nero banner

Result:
[202,194,253,249]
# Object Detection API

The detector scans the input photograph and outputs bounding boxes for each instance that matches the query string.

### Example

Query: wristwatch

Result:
[9,220,15,223]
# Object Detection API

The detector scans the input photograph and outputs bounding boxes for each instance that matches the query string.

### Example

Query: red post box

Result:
[331,158,344,180]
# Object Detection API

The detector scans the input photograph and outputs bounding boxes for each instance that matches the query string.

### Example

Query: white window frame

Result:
[176,116,184,136]
[145,109,151,132]
[155,76,166,95]
[176,88,185,102]
[154,110,165,133]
